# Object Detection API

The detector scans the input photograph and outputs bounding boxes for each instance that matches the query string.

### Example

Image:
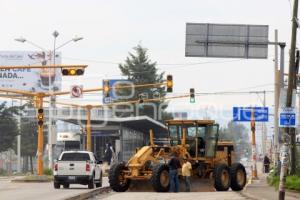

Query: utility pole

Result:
[262,91,267,157]
[17,99,22,174]
[291,50,300,174]
[279,0,298,199]
[274,29,280,170]
[48,30,59,169]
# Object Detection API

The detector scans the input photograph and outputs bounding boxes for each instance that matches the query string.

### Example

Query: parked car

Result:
[53,151,103,189]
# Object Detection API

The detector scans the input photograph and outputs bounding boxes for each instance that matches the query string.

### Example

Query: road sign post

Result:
[250,108,258,179]
[233,106,269,180]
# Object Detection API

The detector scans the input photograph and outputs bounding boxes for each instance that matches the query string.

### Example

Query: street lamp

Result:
[15,32,83,170]
[15,37,47,51]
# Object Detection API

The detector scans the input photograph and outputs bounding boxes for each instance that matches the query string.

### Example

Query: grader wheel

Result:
[109,162,131,192]
[230,163,247,191]
[214,164,230,191]
[151,164,170,192]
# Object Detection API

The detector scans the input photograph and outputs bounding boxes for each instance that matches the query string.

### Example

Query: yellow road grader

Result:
[109,120,247,192]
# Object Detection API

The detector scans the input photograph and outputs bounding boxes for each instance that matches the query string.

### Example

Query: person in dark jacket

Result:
[168,152,181,192]
[103,143,113,165]
[263,155,270,173]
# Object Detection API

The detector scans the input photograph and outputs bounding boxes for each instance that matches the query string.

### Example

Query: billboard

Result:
[0,51,62,92]
[185,23,269,59]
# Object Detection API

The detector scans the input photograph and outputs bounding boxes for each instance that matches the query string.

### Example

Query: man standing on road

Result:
[182,158,192,192]
[168,152,181,192]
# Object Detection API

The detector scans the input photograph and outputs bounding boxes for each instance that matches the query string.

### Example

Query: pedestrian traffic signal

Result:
[167,75,173,93]
[138,94,144,104]
[61,68,84,76]
[103,80,110,97]
[190,88,195,103]
[37,108,44,126]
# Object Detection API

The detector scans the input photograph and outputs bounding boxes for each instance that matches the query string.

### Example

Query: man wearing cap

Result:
[182,157,192,192]
[168,152,181,192]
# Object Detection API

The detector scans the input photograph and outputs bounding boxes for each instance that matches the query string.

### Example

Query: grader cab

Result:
[109,120,246,192]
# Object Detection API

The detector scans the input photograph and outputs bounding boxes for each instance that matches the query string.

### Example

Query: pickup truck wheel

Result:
[54,182,60,189]
[63,183,70,189]
[95,173,102,188]
[109,162,131,192]
[88,177,95,189]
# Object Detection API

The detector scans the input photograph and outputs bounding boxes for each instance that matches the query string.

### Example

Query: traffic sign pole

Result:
[251,108,258,179]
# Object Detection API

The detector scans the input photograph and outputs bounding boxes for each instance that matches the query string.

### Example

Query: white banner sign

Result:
[0,51,62,92]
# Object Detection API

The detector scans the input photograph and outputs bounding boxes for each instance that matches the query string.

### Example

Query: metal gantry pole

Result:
[274,30,280,169]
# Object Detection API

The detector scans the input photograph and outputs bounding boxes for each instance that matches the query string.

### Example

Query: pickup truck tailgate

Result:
[57,161,89,176]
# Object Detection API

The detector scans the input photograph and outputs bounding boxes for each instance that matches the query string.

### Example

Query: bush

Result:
[43,168,53,176]
[0,168,7,176]
[286,176,300,191]
[268,172,300,192]
[267,173,279,189]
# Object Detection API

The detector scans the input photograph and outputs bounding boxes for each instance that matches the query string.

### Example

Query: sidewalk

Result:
[242,174,300,200]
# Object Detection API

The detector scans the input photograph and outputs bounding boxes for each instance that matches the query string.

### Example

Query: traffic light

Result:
[190,88,195,103]
[37,108,44,127]
[103,80,110,97]
[167,75,173,93]
[61,68,84,76]
[138,94,144,104]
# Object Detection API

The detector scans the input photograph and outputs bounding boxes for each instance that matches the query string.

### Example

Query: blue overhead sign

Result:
[103,79,133,104]
[279,107,296,127]
[233,107,269,122]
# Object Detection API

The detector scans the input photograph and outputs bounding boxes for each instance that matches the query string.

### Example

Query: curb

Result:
[11,179,52,183]
[64,186,111,200]
[240,191,266,200]
[11,176,53,183]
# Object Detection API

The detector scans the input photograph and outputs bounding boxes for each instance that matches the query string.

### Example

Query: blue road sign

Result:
[103,79,132,104]
[233,107,269,122]
[279,107,296,127]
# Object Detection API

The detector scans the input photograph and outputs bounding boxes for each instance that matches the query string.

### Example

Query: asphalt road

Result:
[0,176,109,200]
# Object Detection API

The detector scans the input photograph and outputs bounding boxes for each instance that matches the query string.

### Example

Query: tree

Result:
[0,102,19,152]
[20,101,38,173]
[219,120,251,161]
[118,44,172,121]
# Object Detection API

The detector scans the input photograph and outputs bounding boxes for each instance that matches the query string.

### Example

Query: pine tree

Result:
[0,102,19,152]
[118,45,172,121]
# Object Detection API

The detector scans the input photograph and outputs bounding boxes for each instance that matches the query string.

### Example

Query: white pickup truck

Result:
[53,151,103,189]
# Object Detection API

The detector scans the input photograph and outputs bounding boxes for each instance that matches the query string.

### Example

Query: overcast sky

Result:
[0,0,295,121]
